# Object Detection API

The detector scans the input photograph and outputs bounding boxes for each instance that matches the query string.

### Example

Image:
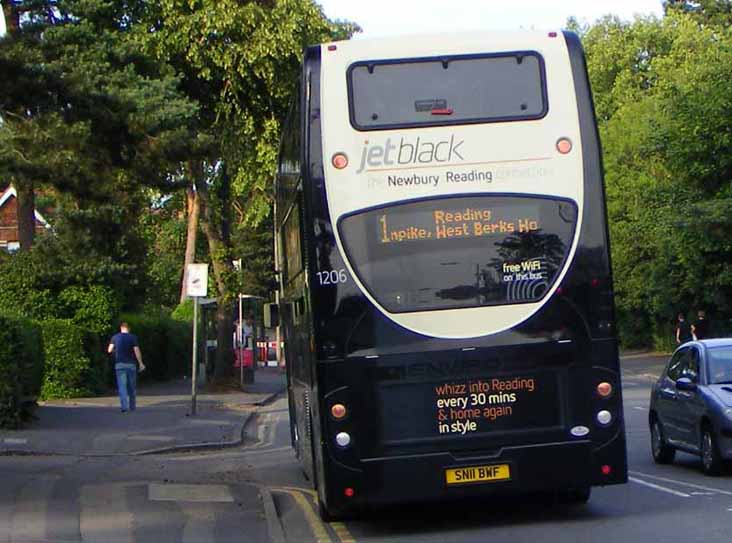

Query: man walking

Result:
[107,322,146,412]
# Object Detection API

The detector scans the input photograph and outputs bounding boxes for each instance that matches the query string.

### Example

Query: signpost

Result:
[186,263,208,416]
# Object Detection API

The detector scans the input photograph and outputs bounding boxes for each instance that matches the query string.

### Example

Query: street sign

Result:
[186,263,209,298]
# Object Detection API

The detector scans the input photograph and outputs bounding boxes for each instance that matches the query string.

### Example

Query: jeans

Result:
[115,364,137,411]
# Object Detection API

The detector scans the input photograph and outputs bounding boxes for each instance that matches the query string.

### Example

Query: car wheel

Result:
[650,418,676,464]
[701,426,723,476]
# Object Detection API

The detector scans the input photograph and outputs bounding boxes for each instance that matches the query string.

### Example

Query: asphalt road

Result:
[259,355,732,543]
[3,355,732,542]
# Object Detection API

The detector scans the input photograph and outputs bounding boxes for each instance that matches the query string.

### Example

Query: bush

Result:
[58,285,119,334]
[38,319,107,400]
[171,299,194,322]
[119,313,192,380]
[0,250,119,333]
[0,315,44,428]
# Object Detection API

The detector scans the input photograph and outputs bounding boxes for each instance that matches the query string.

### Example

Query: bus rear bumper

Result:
[327,438,626,512]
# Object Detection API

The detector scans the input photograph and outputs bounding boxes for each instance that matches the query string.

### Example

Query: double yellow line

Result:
[270,486,356,543]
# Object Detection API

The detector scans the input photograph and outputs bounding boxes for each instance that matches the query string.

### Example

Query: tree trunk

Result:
[16,182,36,251]
[195,166,234,380]
[2,1,19,34]
[214,301,233,381]
[180,169,200,303]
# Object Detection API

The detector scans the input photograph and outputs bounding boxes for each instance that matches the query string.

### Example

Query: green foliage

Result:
[59,285,119,334]
[38,319,104,400]
[119,313,192,380]
[137,191,191,309]
[16,322,45,402]
[583,11,732,347]
[171,299,194,322]
[0,246,120,330]
[0,315,44,429]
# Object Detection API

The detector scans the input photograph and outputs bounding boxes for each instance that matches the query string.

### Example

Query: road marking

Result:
[246,412,282,450]
[189,419,232,425]
[331,521,357,543]
[271,485,317,497]
[284,489,332,543]
[632,406,647,411]
[127,435,174,442]
[630,471,732,497]
[148,483,234,503]
[629,477,691,497]
[11,476,56,542]
[2,438,28,445]
[81,483,135,543]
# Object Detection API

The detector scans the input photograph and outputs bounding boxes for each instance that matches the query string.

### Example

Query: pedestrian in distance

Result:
[692,309,710,340]
[676,312,693,345]
[107,322,146,412]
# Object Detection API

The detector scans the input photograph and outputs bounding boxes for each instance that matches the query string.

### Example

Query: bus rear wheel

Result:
[558,486,591,504]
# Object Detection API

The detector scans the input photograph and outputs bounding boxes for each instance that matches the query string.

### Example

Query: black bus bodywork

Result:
[275,32,627,520]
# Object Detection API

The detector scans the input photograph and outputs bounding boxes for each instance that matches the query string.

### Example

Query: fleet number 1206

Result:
[316,269,348,285]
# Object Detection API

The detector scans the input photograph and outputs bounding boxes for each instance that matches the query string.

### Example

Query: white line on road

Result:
[630,471,732,497]
[148,483,234,503]
[189,419,233,426]
[2,438,27,445]
[81,483,135,543]
[633,406,647,411]
[629,476,691,497]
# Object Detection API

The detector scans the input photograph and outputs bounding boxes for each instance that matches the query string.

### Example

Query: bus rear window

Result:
[348,52,546,130]
[338,196,576,313]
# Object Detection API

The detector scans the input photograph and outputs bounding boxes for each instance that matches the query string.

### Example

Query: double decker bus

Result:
[274,30,626,520]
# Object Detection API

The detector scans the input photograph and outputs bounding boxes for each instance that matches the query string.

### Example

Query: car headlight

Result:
[724,408,732,421]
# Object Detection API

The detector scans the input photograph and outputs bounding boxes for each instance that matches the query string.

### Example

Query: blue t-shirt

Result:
[110,332,139,366]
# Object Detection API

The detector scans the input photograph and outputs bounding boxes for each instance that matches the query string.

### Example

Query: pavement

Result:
[620,352,669,386]
[0,367,287,456]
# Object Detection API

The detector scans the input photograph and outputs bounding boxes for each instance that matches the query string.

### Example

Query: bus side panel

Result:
[563,30,628,483]
[301,46,329,496]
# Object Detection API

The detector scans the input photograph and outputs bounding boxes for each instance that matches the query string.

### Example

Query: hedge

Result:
[0,315,44,429]
[1,312,192,416]
[38,319,108,400]
[118,313,192,380]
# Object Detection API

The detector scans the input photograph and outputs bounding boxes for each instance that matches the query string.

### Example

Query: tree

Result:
[0,0,197,253]
[583,11,732,346]
[665,0,732,25]
[139,0,357,378]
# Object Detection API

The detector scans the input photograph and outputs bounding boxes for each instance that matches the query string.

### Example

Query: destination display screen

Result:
[376,372,561,442]
[338,196,577,312]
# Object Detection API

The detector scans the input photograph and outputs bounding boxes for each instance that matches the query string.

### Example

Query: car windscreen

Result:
[707,347,732,384]
[338,195,577,313]
[348,52,546,130]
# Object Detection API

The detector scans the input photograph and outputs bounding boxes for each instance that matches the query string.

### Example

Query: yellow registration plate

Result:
[445,464,511,485]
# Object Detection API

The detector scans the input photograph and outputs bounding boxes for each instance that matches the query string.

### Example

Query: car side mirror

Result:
[676,377,697,391]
